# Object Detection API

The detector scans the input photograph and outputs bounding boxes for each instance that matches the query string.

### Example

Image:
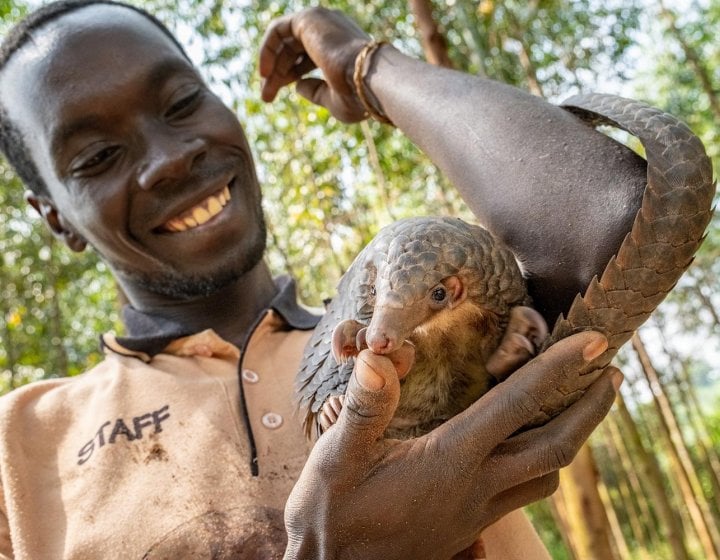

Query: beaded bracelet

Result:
[353,40,393,125]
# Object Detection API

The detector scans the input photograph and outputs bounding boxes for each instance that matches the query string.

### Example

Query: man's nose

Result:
[136,131,207,190]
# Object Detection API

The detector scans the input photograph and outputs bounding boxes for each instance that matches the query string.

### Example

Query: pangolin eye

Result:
[370,285,376,297]
[431,287,447,302]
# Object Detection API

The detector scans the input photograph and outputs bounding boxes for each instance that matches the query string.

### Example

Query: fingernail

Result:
[611,370,624,391]
[583,336,608,361]
[356,355,386,391]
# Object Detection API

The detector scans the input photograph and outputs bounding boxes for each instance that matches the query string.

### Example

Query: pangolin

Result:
[297,93,716,437]
[295,216,547,439]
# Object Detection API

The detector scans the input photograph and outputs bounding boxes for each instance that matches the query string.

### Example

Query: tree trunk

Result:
[690,269,720,332]
[658,1,720,123]
[632,332,720,559]
[455,0,487,75]
[599,421,652,559]
[625,367,703,551]
[605,413,662,547]
[614,392,691,560]
[408,0,454,68]
[594,462,632,560]
[503,3,544,97]
[44,234,69,379]
[658,336,720,516]
[404,1,465,214]
[556,444,619,560]
[359,120,398,223]
[548,494,578,560]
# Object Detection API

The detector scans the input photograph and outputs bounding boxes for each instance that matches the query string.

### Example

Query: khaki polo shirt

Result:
[0,276,549,559]
[0,276,318,559]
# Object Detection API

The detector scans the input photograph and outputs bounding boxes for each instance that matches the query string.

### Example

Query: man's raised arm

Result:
[259,7,648,322]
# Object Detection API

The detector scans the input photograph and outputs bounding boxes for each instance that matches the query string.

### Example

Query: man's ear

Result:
[24,190,88,252]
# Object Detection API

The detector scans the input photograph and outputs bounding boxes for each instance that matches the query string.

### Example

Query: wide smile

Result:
[158,184,231,233]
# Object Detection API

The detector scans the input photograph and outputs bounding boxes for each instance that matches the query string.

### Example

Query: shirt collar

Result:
[106,276,320,358]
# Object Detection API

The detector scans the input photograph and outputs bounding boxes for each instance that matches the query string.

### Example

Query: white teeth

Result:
[166,218,188,232]
[207,196,222,216]
[162,185,231,233]
[192,206,211,225]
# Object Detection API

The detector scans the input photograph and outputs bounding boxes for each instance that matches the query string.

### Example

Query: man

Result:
[0,2,631,558]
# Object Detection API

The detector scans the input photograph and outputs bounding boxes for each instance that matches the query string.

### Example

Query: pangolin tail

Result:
[545,93,715,368]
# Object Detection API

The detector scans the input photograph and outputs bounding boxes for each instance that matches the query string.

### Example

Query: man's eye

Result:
[73,146,120,174]
[166,89,202,119]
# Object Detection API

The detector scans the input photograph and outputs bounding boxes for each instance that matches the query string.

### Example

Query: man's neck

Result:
[118,262,278,348]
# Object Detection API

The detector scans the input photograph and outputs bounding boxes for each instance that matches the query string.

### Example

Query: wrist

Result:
[352,40,393,125]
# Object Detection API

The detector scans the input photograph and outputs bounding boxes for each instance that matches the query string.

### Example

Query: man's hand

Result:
[283,331,622,560]
[258,7,372,122]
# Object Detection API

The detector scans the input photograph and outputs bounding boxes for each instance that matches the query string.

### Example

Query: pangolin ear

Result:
[443,276,466,309]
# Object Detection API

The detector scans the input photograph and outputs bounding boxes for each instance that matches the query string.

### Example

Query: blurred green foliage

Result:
[0,1,718,555]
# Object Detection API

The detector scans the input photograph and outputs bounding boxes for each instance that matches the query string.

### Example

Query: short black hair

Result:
[0,0,189,195]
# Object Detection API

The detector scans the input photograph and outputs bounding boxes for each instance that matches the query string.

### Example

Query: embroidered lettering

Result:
[77,405,171,466]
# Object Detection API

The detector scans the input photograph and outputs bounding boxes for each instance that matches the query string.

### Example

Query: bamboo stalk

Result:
[599,420,652,559]
[632,332,720,559]
[557,444,619,560]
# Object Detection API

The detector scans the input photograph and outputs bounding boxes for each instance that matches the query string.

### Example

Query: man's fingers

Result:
[434,331,609,457]
[258,15,296,77]
[295,78,328,107]
[260,49,316,103]
[261,55,316,103]
[490,366,621,490]
[329,349,401,455]
[296,79,365,123]
[478,366,617,528]
[484,472,560,523]
[259,16,315,102]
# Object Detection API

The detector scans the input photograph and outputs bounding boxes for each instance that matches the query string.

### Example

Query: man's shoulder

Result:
[0,357,119,418]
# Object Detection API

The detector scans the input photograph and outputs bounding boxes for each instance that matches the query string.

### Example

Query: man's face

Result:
[0,5,266,299]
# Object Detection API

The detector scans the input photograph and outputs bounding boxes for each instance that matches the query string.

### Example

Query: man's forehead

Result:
[1,5,183,94]
[18,5,181,69]
[34,3,176,48]
[0,4,190,181]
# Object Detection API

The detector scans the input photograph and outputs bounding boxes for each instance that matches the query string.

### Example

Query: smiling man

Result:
[5,5,270,311]
[0,1,632,559]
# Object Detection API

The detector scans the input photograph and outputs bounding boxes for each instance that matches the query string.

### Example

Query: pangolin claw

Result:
[331,319,366,364]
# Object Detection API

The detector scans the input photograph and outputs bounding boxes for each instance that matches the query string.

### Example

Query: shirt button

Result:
[262,412,283,429]
[242,369,259,383]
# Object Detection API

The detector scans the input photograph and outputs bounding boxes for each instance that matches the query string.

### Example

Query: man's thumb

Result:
[333,349,401,449]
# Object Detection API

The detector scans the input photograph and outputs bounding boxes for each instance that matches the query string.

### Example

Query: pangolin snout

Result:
[365,327,398,354]
[365,304,418,355]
